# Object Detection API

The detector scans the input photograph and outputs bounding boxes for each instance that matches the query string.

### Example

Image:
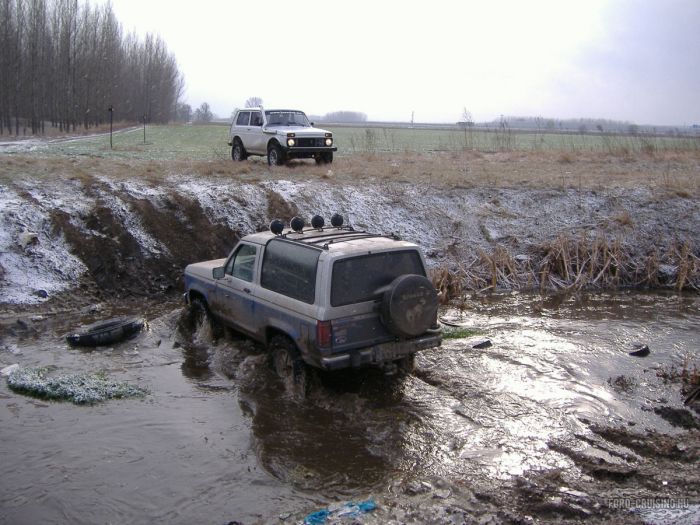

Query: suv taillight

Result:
[316,320,332,348]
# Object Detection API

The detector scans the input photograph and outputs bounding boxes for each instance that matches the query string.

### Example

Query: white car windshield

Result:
[265,111,310,127]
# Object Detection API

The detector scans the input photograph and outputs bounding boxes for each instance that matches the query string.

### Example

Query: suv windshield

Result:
[330,250,426,307]
[265,111,310,127]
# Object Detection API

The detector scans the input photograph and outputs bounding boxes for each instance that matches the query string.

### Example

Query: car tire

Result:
[315,152,333,165]
[231,140,247,162]
[187,298,223,339]
[380,274,439,338]
[66,316,145,347]
[269,335,308,399]
[267,143,286,166]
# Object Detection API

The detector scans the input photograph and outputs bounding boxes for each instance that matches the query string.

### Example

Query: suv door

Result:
[247,110,265,154]
[212,243,260,336]
[232,111,252,151]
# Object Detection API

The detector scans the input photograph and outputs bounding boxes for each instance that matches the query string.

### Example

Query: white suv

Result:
[228,107,337,165]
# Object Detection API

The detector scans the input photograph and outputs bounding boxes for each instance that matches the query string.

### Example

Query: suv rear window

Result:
[331,250,425,307]
[261,240,320,304]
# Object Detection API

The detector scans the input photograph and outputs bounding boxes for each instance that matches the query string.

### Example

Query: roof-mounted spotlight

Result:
[270,219,284,235]
[311,215,325,229]
[290,216,305,233]
[330,213,344,228]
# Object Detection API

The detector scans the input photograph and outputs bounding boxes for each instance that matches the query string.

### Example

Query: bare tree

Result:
[0,0,185,135]
[193,102,213,123]
[244,96,263,108]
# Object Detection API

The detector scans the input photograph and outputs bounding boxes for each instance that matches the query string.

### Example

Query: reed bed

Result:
[431,235,699,299]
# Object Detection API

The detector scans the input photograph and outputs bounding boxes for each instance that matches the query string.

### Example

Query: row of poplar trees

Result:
[0,0,184,135]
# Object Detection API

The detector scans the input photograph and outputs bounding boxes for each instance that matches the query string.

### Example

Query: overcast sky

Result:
[103,0,699,125]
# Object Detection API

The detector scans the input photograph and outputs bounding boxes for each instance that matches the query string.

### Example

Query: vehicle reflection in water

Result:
[237,291,698,491]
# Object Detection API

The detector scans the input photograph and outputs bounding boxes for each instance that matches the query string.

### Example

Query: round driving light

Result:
[287,138,295,147]
[325,138,333,147]
[290,216,305,233]
[330,213,343,227]
[311,215,325,229]
[270,219,284,235]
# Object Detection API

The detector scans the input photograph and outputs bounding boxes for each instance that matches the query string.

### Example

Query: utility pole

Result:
[143,113,146,144]
[108,105,113,149]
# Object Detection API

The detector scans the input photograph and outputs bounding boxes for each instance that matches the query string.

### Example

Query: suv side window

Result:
[236,111,250,126]
[261,240,320,304]
[225,244,257,282]
[250,111,262,126]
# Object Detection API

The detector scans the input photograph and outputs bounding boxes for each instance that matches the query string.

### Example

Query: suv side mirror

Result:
[213,266,225,279]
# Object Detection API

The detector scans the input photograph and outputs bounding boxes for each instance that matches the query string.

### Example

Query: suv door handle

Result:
[244,287,251,294]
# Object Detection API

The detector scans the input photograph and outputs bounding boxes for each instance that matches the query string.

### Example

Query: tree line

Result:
[0,0,184,135]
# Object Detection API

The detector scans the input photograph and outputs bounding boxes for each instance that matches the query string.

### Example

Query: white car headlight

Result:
[287,138,295,147]
[325,138,333,147]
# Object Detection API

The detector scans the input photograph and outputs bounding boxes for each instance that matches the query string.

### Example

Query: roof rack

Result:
[267,215,401,250]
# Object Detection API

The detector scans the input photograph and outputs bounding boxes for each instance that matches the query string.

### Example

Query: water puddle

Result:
[1,291,698,523]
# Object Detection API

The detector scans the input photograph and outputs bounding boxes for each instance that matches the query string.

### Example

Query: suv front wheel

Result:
[315,151,333,165]
[267,142,286,166]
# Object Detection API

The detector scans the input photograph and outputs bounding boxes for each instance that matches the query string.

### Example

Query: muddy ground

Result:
[0,152,699,524]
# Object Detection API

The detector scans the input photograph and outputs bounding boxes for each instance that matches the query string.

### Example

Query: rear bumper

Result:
[320,332,442,370]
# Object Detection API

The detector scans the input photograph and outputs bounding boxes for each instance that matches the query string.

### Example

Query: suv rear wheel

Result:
[267,142,286,166]
[270,335,308,398]
[231,140,247,162]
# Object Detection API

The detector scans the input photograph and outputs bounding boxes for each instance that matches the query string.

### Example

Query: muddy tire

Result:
[315,151,333,165]
[267,142,286,166]
[380,274,439,338]
[231,140,247,162]
[186,298,223,339]
[269,335,308,398]
[66,316,145,347]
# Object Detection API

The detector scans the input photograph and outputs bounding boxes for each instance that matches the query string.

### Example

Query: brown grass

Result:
[2,149,699,194]
[430,234,699,299]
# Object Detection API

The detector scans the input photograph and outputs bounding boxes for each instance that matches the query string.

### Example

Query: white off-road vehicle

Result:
[228,107,337,165]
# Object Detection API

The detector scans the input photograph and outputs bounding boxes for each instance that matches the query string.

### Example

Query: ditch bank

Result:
[0,160,698,311]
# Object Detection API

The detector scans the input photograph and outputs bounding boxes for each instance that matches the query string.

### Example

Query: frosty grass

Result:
[6,367,147,404]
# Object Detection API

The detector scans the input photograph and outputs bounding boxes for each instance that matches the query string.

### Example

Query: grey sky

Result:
[104,0,699,125]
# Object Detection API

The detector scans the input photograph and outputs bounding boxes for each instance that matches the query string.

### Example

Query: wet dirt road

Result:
[1,292,699,524]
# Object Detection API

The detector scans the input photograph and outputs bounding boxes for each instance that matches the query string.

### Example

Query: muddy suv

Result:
[228,107,337,166]
[184,215,441,385]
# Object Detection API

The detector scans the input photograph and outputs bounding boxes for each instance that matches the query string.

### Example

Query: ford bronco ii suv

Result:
[183,214,441,387]
[228,107,337,166]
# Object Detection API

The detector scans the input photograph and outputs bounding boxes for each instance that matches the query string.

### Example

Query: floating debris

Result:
[5,367,147,405]
[303,500,376,525]
[629,344,650,357]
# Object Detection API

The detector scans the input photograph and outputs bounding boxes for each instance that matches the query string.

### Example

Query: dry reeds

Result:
[431,235,699,298]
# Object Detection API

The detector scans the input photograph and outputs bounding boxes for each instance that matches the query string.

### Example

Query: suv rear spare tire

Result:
[380,275,438,338]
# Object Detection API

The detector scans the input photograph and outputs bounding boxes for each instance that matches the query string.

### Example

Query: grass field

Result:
[6,123,699,161]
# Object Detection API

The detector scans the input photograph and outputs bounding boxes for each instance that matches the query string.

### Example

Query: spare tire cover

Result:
[381,274,438,338]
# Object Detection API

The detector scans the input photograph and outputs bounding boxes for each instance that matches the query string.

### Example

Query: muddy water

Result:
[1,292,698,524]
